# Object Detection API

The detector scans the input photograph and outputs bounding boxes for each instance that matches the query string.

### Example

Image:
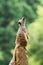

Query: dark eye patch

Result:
[18,22,21,25]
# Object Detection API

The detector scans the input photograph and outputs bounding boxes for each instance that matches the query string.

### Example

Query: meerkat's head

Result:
[18,17,26,26]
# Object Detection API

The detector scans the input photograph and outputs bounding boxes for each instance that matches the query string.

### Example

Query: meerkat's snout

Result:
[18,17,25,26]
[22,17,25,21]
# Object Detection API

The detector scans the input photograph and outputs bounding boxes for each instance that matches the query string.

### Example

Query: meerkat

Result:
[9,17,28,65]
[16,17,28,48]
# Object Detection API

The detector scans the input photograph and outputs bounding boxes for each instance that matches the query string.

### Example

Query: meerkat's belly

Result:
[15,47,28,65]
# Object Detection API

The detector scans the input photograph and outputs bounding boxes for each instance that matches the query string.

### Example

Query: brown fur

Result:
[9,17,28,65]
[16,17,28,48]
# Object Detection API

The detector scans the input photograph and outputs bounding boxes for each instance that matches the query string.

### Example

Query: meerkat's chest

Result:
[17,26,26,34]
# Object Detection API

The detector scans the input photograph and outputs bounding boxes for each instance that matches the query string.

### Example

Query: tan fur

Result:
[16,17,28,48]
[9,17,28,65]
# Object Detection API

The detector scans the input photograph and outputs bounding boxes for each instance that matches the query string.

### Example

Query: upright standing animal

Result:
[9,17,28,65]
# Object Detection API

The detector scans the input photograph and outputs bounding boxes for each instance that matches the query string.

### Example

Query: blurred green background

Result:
[0,0,43,65]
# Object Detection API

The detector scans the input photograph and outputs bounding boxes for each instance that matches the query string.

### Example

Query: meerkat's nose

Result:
[22,17,25,21]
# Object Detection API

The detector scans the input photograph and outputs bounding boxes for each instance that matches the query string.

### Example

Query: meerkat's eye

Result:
[18,22,21,25]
